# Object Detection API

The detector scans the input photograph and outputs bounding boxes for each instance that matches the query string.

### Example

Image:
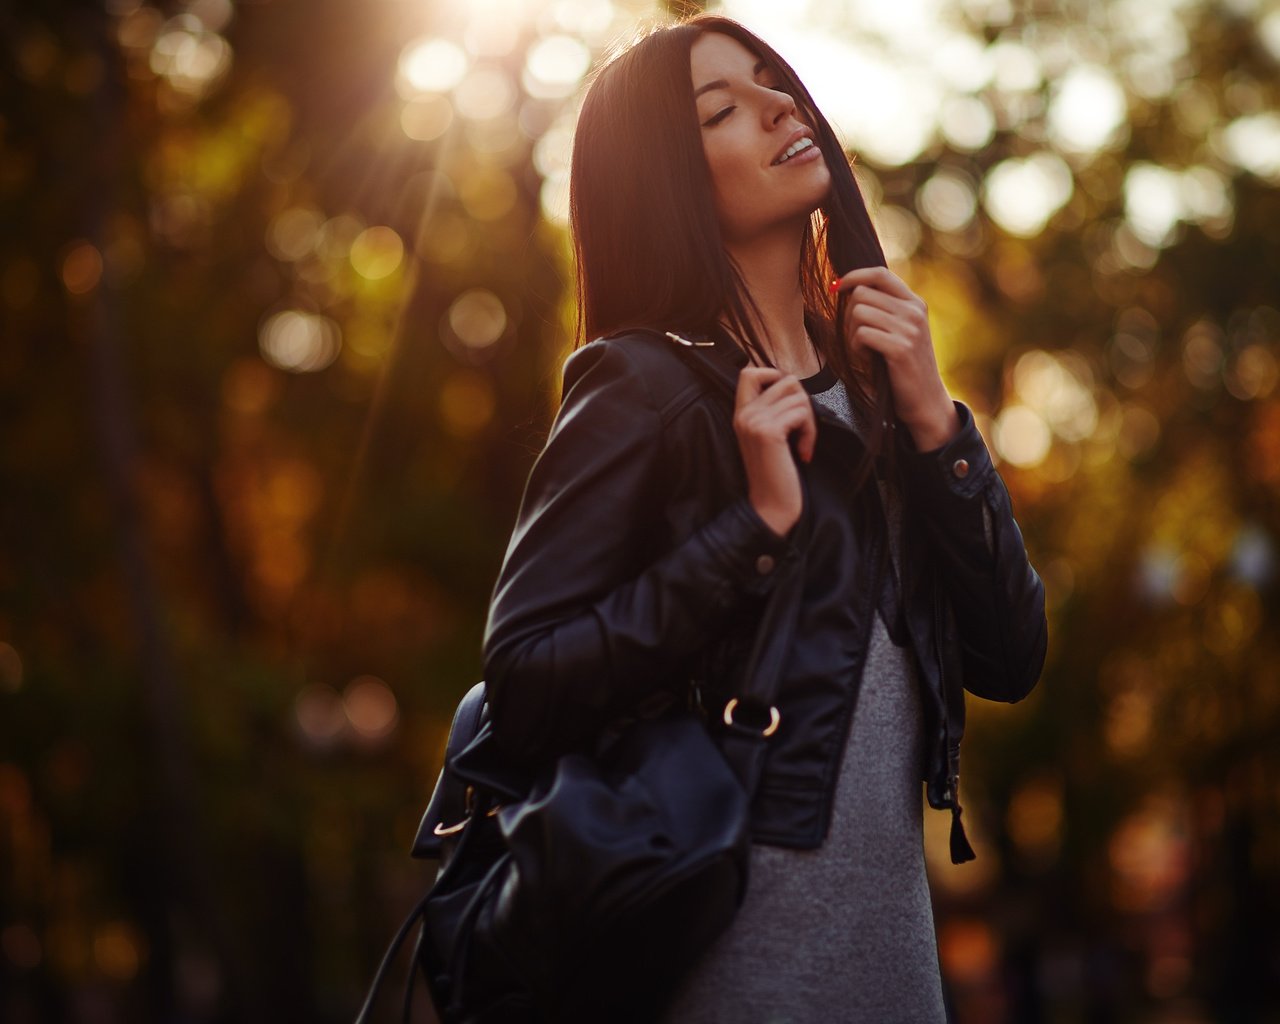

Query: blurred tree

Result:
[2,0,569,1019]
[843,2,1280,1020]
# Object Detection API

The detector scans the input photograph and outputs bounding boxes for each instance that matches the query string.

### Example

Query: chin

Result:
[809,164,834,204]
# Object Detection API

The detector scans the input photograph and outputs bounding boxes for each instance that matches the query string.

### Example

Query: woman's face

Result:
[690,33,831,244]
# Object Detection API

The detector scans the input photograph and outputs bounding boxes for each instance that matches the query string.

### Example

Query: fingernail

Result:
[828,279,840,294]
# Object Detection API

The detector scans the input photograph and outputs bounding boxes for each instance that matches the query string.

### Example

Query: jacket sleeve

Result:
[482,338,799,763]
[898,401,1048,703]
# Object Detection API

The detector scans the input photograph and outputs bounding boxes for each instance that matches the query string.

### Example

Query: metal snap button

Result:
[755,554,776,575]
[952,458,970,478]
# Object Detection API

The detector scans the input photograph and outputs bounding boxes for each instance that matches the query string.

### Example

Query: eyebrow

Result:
[693,59,768,99]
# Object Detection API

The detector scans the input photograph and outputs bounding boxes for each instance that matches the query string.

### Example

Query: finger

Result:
[739,366,785,384]
[739,389,813,436]
[846,324,898,358]
[846,286,905,319]
[757,374,809,401]
[736,366,785,402]
[830,265,914,302]
[845,301,899,333]
[794,405,818,462]
[767,399,818,462]
[743,375,810,413]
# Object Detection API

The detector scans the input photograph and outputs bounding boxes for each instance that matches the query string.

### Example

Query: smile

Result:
[773,137,818,166]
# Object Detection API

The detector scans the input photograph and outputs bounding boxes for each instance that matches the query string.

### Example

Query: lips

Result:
[772,127,815,166]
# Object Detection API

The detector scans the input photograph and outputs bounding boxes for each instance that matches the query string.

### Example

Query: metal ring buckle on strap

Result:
[722,698,781,738]
[432,785,501,836]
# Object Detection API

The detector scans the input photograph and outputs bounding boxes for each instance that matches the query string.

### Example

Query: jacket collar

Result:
[659,326,857,438]
[659,327,747,393]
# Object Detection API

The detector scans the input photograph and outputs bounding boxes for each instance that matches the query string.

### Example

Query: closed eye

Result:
[702,106,735,128]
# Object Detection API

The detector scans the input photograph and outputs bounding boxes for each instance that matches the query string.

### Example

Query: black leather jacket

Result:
[482,328,1047,855]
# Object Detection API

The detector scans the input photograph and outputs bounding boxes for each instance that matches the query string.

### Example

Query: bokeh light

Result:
[1108,322,1158,390]
[829,50,940,167]
[1124,163,1185,248]
[1013,349,1098,442]
[1227,344,1279,401]
[401,94,454,141]
[266,206,323,262]
[463,5,522,58]
[1217,111,1280,184]
[348,226,404,280]
[1228,527,1269,583]
[342,676,398,742]
[876,204,922,263]
[1116,402,1161,459]
[93,923,144,982]
[1260,8,1280,60]
[988,38,1041,94]
[523,35,591,100]
[982,152,1073,237]
[187,0,234,34]
[221,357,280,415]
[294,683,346,748]
[398,38,468,96]
[937,918,999,986]
[445,288,507,354]
[59,241,103,295]
[316,214,364,261]
[932,32,990,92]
[455,67,516,121]
[258,310,342,373]
[1181,319,1224,390]
[1047,64,1128,154]
[1108,795,1189,913]
[116,5,164,54]
[539,171,570,225]
[148,15,231,99]
[540,0,617,43]
[937,95,996,151]
[993,404,1052,467]
[1006,776,1064,864]
[917,169,978,233]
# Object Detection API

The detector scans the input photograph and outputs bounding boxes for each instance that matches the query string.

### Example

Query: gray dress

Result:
[660,366,947,1024]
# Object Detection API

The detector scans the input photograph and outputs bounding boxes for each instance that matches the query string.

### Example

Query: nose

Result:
[762,84,796,127]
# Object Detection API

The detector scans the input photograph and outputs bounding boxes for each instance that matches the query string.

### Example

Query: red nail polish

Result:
[828,279,840,294]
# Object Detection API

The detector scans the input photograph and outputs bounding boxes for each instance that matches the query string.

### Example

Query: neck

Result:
[722,222,816,375]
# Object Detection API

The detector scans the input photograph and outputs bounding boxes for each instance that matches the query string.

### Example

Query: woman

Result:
[481,14,1047,1022]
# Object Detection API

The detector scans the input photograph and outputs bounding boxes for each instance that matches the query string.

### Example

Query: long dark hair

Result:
[569,14,896,484]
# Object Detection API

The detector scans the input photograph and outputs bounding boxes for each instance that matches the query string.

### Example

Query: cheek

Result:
[703,137,754,207]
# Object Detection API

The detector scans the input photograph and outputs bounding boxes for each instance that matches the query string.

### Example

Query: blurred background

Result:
[2,0,1278,1020]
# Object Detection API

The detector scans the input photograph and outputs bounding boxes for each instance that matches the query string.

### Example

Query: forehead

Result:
[689,33,762,83]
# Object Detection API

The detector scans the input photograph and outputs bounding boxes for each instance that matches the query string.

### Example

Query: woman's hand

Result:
[733,366,816,538]
[831,266,959,452]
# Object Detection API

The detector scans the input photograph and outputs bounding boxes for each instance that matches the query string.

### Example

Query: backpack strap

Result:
[411,681,488,859]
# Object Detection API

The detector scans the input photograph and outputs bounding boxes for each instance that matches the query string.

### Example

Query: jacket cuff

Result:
[701,497,800,600]
[897,401,993,503]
